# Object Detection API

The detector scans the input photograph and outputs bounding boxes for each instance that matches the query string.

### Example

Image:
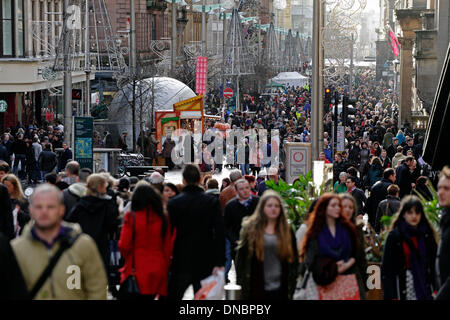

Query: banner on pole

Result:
[196,56,208,95]
[388,28,401,57]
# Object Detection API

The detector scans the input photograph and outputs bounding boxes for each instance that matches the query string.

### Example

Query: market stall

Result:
[155,95,204,153]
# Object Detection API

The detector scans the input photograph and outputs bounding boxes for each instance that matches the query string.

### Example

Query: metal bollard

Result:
[224,283,242,300]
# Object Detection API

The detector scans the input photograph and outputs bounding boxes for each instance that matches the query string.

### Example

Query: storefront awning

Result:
[423,44,450,170]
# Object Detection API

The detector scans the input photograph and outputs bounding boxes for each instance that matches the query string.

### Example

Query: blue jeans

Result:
[13,154,26,177]
[240,163,250,176]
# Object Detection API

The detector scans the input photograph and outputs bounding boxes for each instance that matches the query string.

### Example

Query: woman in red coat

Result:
[119,181,173,299]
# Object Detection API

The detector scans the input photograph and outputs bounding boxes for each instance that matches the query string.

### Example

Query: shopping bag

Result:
[194,270,225,300]
[318,274,360,300]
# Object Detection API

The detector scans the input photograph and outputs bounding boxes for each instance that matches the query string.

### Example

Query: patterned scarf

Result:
[399,220,432,300]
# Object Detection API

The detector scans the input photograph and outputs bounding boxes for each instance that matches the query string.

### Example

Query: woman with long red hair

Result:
[299,193,365,299]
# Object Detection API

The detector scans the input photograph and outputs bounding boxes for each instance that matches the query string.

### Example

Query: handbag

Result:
[293,269,319,300]
[118,211,140,299]
[317,274,361,300]
[312,256,338,286]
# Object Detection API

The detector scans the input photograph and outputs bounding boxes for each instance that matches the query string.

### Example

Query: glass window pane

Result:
[18,20,24,56]
[2,20,13,55]
[18,0,23,19]
[2,0,12,19]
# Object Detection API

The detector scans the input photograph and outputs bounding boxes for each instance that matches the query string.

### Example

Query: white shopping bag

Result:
[194,270,225,300]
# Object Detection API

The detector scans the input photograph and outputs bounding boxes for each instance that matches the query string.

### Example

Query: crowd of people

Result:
[1,67,450,301]
[1,161,449,301]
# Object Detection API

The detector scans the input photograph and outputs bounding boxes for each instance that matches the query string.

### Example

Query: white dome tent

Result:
[270,72,309,88]
[108,77,196,143]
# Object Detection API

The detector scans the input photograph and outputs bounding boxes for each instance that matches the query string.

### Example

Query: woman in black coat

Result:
[381,195,438,300]
[66,174,120,270]
[0,232,29,300]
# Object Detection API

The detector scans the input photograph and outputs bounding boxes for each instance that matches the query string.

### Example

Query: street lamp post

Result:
[130,0,137,151]
[63,0,73,148]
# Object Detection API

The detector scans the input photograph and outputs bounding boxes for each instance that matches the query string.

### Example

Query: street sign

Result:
[285,142,312,184]
[224,88,234,99]
[73,117,94,171]
[0,100,7,112]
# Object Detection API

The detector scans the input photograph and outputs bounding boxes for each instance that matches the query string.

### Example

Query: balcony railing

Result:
[147,0,167,11]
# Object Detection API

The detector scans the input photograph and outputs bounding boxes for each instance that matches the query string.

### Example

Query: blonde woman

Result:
[235,190,298,300]
[1,174,30,237]
[66,173,120,270]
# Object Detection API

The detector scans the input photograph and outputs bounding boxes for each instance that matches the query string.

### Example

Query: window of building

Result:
[151,14,156,41]
[0,0,24,57]
[1,0,13,56]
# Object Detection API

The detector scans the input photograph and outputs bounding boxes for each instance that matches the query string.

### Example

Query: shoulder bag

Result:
[118,211,140,299]
[29,233,81,299]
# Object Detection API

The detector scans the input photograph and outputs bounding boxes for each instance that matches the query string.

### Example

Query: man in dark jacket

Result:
[346,175,366,216]
[58,142,72,173]
[387,138,399,160]
[366,168,396,229]
[38,144,57,179]
[395,156,415,198]
[0,232,29,300]
[63,168,91,219]
[2,133,13,166]
[374,184,401,233]
[224,179,259,282]
[436,166,450,300]
[0,184,14,240]
[333,153,347,184]
[12,133,27,178]
[167,164,225,300]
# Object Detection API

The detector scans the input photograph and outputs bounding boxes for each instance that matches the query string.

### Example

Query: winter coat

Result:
[381,227,437,300]
[333,160,347,183]
[235,227,298,300]
[0,185,14,240]
[58,149,72,171]
[366,178,393,226]
[0,144,8,162]
[147,134,159,159]
[38,150,57,172]
[167,185,225,281]
[219,185,237,213]
[387,144,398,161]
[66,195,120,269]
[0,232,29,300]
[162,138,175,158]
[62,183,86,219]
[12,139,27,155]
[11,222,108,300]
[350,187,367,215]
[396,163,413,198]
[359,148,370,173]
[367,163,383,188]
[436,208,450,300]
[375,196,401,232]
[382,132,394,149]
[224,196,260,254]
[118,208,173,296]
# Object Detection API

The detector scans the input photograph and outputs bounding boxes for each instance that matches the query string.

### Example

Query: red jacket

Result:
[118,208,173,296]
